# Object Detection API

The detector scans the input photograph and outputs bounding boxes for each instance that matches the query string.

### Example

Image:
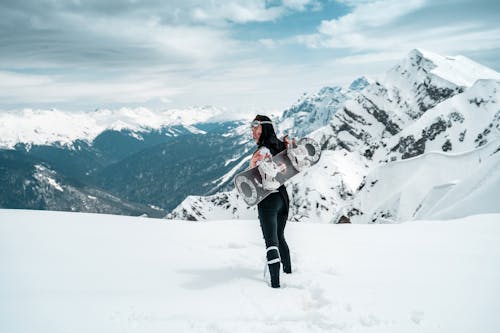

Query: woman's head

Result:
[252,114,278,147]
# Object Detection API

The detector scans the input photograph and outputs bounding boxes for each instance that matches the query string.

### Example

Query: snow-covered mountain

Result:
[170,49,500,223]
[347,140,499,224]
[0,105,233,149]
[2,209,500,332]
[0,106,252,215]
[277,86,350,138]
[380,79,500,161]
[2,49,499,221]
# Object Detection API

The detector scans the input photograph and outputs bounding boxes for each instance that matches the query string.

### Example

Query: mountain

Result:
[380,79,500,161]
[169,49,500,223]
[2,209,500,332]
[0,150,163,216]
[277,86,350,138]
[0,106,254,215]
[0,105,229,149]
[93,131,249,211]
[2,49,499,221]
[347,140,499,224]
[3,81,356,216]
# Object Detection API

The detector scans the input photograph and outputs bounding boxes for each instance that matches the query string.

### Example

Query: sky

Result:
[1,0,499,116]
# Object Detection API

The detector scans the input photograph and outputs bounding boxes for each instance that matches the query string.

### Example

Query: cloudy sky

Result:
[1,0,499,114]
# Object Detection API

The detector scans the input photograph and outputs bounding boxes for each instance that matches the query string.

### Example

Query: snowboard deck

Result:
[234,138,321,206]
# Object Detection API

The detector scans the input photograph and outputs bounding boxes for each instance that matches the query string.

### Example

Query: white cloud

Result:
[1,0,499,113]
[188,0,321,24]
[282,0,321,11]
[291,0,500,61]
[333,51,404,65]
[191,2,284,24]
[309,0,426,49]
[0,70,181,105]
[58,11,241,64]
[258,38,277,48]
[0,71,53,88]
[322,0,424,31]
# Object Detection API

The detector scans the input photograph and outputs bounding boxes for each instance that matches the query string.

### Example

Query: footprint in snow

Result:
[359,314,381,327]
[226,241,246,249]
[411,310,425,324]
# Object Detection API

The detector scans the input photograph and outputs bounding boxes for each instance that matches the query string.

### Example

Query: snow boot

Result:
[265,246,281,288]
[279,241,292,274]
[282,261,292,274]
[269,262,280,288]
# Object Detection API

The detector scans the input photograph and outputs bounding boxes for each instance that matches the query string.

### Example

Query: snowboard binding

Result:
[257,156,281,191]
[287,137,321,171]
[287,143,311,171]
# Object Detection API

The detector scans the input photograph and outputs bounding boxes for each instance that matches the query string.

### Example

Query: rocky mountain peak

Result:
[348,76,370,92]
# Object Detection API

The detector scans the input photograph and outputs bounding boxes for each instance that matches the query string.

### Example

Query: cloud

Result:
[319,0,426,37]
[282,0,322,11]
[188,0,322,24]
[1,0,498,112]
[191,2,285,24]
[297,0,427,49]
[0,71,53,88]
[0,70,181,106]
[332,51,404,65]
[0,0,325,73]
[1,11,240,70]
[0,0,331,111]
[295,0,500,55]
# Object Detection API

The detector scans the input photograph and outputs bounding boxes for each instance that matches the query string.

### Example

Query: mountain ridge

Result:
[169,49,500,223]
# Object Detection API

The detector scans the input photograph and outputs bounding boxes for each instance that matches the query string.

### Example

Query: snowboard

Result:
[234,137,321,206]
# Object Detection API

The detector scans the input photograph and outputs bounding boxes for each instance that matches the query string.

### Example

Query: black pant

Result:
[258,191,291,274]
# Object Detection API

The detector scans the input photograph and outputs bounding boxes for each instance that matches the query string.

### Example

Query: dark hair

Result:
[254,114,286,155]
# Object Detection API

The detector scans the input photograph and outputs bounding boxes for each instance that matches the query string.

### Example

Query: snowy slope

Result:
[167,191,257,221]
[277,86,350,138]
[171,49,500,222]
[347,140,500,223]
[168,149,370,223]
[316,49,500,157]
[413,50,500,87]
[379,49,500,120]
[1,209,500,332]
[339,76,500,223]
[424,150,500,220]
[380,79,500,162]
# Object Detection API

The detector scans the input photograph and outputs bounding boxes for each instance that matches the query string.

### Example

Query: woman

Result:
[250,115,293,288]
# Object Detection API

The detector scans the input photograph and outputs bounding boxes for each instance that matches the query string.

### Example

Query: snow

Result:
[2,48,500,330]
[33,164,64,192]
[350,139,500,224]
[169,191,257,221]
[417,49,500,87]
[424,147,500,220]
[0,106,225,149]
[277,85,348,138]
[388,49,500,89]
[212,155,251,187]
[380,79,500,159]
[184,125,207,135]
[172,148,370,223]
[1,209,499,332]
